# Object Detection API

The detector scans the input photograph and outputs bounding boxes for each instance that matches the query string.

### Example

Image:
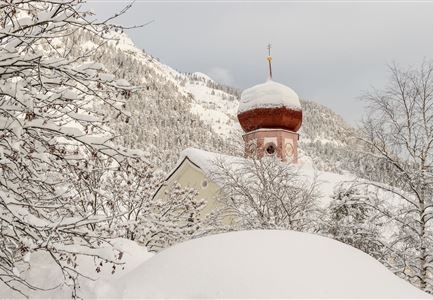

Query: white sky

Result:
[85,0,433,125]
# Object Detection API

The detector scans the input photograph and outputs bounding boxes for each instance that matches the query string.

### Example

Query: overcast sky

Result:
[86,1,433,125]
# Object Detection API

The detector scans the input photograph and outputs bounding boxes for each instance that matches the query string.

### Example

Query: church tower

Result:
[237,46,302,163]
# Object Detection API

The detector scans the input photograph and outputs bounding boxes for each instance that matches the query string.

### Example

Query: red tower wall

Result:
[242,129,299,163]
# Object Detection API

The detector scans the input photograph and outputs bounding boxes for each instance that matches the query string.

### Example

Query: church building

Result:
[154,50,303,212]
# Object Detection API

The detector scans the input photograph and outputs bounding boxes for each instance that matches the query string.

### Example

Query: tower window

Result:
[265,143,276,155]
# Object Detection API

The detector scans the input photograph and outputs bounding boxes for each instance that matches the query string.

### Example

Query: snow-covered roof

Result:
[179,147,241,176]
[238,80,301,114]
[113,230,428,298]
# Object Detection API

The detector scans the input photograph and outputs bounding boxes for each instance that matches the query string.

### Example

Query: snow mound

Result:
[238,80,301,114]
[114,230,428,298]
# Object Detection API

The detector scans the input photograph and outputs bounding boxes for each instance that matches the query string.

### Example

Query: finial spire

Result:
[267,43,273,80]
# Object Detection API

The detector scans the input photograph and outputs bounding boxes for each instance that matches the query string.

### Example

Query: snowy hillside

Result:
[110,230,428,298]
[103,32,242,138]
[183,72,240,136]
[73,31,229,170]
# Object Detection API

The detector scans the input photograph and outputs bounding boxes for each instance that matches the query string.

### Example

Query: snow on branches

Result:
[0,0,144,297]
[324,184,386,261]
[211,156,319,231]
[357,62,433,293]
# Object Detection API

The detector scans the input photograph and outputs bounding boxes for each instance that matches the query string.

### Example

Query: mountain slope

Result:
[72,31,230,171]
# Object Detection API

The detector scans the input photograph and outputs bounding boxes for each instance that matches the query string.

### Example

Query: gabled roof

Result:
[153,148,243,199]
[178,148,242,177]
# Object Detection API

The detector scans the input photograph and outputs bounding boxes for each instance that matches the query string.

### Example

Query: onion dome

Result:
[237,80,303,133]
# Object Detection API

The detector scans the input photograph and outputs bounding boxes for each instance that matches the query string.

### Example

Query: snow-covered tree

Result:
[135,183,208,252]
[324,184,385,260]
[96,159,210,252]
[212,156,319,231]
[66,157,154,236]
[0,0,143,296]
[357,62,433,293]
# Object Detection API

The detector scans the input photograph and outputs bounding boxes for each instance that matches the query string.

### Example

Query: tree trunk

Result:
[419,205,428,290]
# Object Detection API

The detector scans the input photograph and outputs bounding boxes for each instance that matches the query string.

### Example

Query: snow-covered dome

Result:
[238,80,301,114]
[237,80,303,132]
[113,230,427,298]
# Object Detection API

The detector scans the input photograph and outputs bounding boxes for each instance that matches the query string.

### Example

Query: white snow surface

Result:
[112,230,429,298]
[238,80,302,114]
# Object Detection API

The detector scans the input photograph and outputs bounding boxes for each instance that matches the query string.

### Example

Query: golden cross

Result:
[267,43,273,79]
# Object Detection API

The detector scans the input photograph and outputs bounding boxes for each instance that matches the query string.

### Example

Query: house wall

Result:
[154,159,222,218]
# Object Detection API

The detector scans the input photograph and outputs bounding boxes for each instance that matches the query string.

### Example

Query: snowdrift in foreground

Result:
[114,230,429,298]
